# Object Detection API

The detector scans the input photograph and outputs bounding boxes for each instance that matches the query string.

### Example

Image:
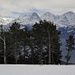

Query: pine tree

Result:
[9,22,21,64]
[0,21,62,64]
[0,38,4,63]
[65,35,75,64]
[32,20,62,64]
[19,26,30,64]
[0,25,7,64]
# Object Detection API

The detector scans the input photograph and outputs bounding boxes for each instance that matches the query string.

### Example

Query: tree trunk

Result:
[48,30,51,64]
[15,42,17,64]
[4,37,6,64]
[31,46,34,64]
[39,50,42,64]
[66,51,70,65]
[15,35,17,64]
[39,45,42,64]
[52,52,54,64]
[24,42,26,57]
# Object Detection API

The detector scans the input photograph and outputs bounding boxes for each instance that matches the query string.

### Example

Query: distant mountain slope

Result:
[10,11,75,28]
[12,12,41,25]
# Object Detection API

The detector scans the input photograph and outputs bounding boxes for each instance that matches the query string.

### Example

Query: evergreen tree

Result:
[0,21,62,64]
[0,39,4,63]
[18,26,30,64]
[32,20,62,64]
[0,25,7,64]
[65,35,75,64]
[9,22,21,64]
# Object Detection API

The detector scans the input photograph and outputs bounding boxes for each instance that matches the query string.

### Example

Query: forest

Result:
[0,20,75,64]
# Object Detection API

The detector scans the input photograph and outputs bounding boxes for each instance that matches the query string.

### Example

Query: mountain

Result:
[41,12,56,22]
[0,17,13,32]
[10,11,75,28]
[0,16,6,25]
[41,11,75,28]
[0,16,13,26]
[3,18,14,25]
[62,11,75,25]
[0,11,75,28]
[12,12,41,25]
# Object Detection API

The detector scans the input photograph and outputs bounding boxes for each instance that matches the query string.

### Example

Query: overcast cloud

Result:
[0,0,75,18]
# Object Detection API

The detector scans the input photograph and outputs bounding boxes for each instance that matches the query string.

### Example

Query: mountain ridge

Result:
[10,11,75,28]
[0,11,75,28]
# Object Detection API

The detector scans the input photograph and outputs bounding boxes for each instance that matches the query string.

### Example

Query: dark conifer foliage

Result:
[65,35,75,64]
[32,20,62,64]
[0,39,4,63]
[1,20,72,64]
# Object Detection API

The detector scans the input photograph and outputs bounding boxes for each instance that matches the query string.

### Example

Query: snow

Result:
[9,11,75,29]
[0,17,13,25]
[41,12,55,22]
[67,30,73,33]
[0,65,75,75]
[0,11,74,30]
[0,11,75,29]
[0,17,6,25]
[63,11,75,25]
[12,12,41,25]
[3,18,14,25]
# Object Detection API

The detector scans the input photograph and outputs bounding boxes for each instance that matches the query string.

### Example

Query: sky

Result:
[0,65,75,75]
[0,0,75,18]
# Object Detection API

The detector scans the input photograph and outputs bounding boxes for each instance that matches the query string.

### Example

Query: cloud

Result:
[0,0,75,18]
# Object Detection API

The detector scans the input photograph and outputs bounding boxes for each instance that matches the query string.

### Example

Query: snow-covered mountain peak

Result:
[63,11,75,15]
[29,12,41,21]
[3,18,14,25]
[61,11,75,25]
[62,11,75,18]
[41,12,56,22]
[44,12,54,16]
[31,12,38,16]
[12,12,41,25]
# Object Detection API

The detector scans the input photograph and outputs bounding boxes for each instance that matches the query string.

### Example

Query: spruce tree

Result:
[65,35,74,64]
[32,20,62,64]
[9,22,21,64]
[19,26,30,64]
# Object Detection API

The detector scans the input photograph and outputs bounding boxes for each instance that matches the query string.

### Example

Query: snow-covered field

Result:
[0,65,75,75]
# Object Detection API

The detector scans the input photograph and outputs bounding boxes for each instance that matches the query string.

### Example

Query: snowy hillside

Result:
[0,16,6,25]
[0,16,13,25]
[3,18,14,25]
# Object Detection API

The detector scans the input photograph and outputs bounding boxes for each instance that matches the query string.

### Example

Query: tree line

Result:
[0,20,75,64]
